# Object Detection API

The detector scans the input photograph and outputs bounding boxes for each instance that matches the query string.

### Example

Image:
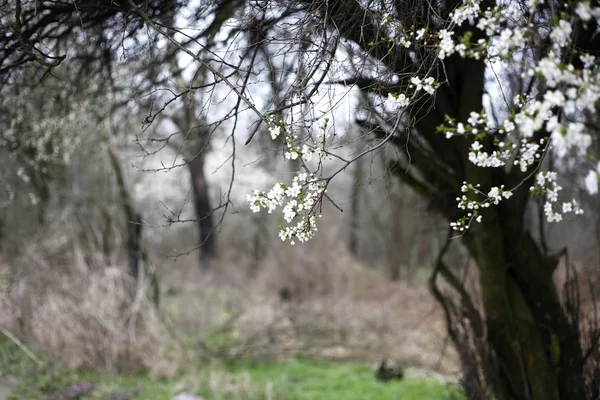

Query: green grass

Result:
[225,357,463,400]
[0,337,463,400]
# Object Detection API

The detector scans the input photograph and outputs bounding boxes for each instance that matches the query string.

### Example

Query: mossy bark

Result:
[412,51,586,400]
[460,212,585,400]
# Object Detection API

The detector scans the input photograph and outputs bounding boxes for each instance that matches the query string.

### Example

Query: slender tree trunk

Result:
[349,155,362,257]
[386,186,403,281]
[30,169,50,226]
[126,212,142,280]
[107,143,140,279]
[107,141,160,306]
[250,211,266,274]
[101,206,113,265]
[0,214,4,252]
[187,154,215,266]
[164,3,217,268]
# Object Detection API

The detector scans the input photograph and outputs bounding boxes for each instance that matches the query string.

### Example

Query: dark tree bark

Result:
[107,142,141,279]
[419,52,584,400]
[127,212,143,280]
[416,52,584,400]
[349,155,362,257]
[163,0,217,267]
[187,154,216,266]
[170,103,217,267]
[101,206,114,266]
[386,188,403,281]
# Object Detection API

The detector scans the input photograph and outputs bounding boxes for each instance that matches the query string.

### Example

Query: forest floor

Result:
[0,337,463,400]
[0,248,462,399]
[160,252,460,372]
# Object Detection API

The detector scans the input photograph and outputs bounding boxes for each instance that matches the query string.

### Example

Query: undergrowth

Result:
[0,337,463,400]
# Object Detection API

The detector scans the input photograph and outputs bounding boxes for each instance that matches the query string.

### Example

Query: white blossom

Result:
[544,202,562,222]
[585,170,598,195]
[438,29,455,59]
[543,90,565,107]
[386,93,410,109]
[549,20,572,48]
[450,0,481,25]
[16,168,30,183]
[269,125,282,140]
[255,0,599,243]
[515,141,540,172]
[28,193,38,206]
[576,2,592,21]
[285,149,299,160]
[488,186,501,204]
[400,37,411,48]
[301,145,314,162]
[581,54,596,68]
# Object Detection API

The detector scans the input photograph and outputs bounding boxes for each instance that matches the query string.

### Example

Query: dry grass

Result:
[0,213,458,379]
[159,225,458,376]
[0,218,173,374]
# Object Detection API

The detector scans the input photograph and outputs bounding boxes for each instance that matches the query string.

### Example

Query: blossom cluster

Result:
[253,1,600,244]
[383,2,599,234]
[247,119,327,244]
[385,76,438,111]
[247,170,325,244]
[284,133,320,161]
[450,182,513,231]
[530,171,584,222]
[433,0,600,231]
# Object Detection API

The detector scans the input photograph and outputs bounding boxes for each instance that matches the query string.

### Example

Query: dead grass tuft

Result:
[0,219,173,374]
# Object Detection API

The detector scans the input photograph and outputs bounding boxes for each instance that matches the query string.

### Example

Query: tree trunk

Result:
[459,208,586,400]
[349,155,362,257]
[30,168,50,226]
[404,52,587,399]
[0,213,4,252]
[106,141,160,306]
[249,210,267,275]
[107,143,141,279]
[441,48,584,400]
[386,186,404,281]
[187,154,215,266]
[126,212,142,280]
[101,206,114,265]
